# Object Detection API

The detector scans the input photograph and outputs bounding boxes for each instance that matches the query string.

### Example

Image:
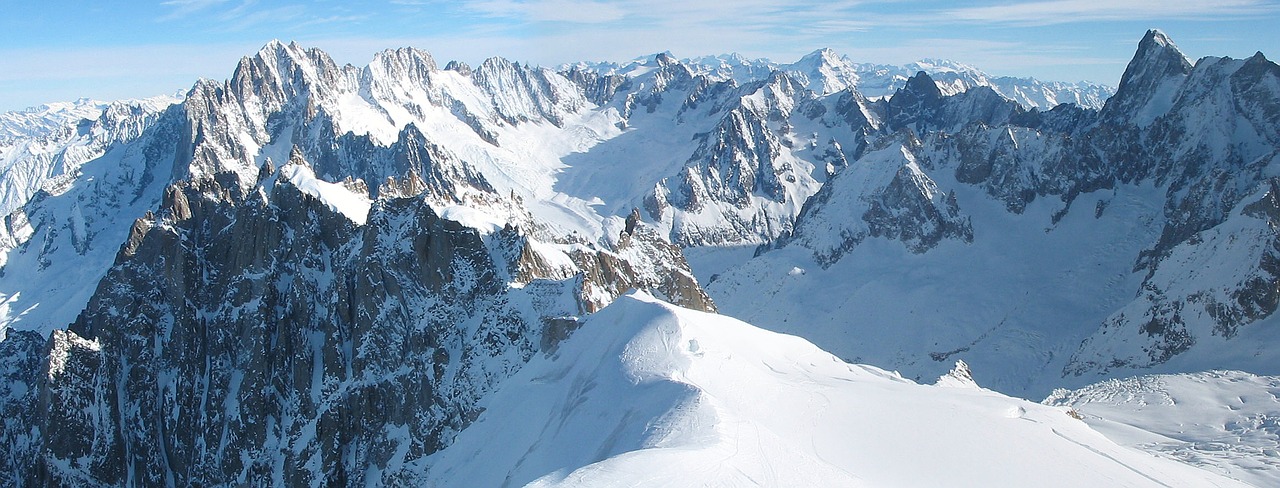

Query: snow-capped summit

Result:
[1101,29,1193,125]
[783,47,860,95]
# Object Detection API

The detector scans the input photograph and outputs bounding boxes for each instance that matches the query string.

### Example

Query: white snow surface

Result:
[0,98,106,140]
[438,204,507,234]
[421,292,1245,487]
[1046,371,1280,487]
[707,151,1170,397]
[0,94,178,218]
[278,163,372,225]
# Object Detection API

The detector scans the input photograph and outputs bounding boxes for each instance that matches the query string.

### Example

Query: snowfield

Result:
[421,292,1247,487]
[1047,371,1280,487]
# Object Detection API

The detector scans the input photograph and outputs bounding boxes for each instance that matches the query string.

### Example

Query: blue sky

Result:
[1,0,1277,111]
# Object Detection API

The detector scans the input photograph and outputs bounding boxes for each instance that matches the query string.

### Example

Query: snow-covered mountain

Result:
[850,58,1115,109]
[708,30,1280,396]
[0,29,1275,486]
[0,95,178,257]
[0,98,107,140]
[676,51,1115,109]
[0,40,712,486]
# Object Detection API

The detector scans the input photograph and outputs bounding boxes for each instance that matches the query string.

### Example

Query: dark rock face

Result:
[863,167,972,254]
[780,132,973,267]
[885,72,1024,135]
[27,167,712,485]
[0,38,721,486]
[0,329,43,487]
[884,71,945,132]
[561,66,628,107]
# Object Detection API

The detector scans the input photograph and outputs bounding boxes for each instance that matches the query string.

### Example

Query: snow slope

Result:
[1047,371,1280,487]
[707,163,1168,397]
[421,292,1245,487]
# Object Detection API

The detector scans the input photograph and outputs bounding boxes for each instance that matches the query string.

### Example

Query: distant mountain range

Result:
[568,49,1114,108]
[0,30,1276,486]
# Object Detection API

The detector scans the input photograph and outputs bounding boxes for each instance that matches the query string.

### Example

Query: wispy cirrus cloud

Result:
[221,5,308,31]
[157,1,369,33]
[945,0,1280,25]
[454,0,876,28]
[465,0,628,23]
[159,0,232,20]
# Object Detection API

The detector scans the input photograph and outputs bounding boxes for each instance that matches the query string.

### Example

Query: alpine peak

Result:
[1102,29,1193,125]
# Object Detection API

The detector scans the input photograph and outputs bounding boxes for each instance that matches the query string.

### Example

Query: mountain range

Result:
[0,30,1277,486]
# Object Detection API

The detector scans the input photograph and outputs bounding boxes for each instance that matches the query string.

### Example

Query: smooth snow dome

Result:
[422,292,1245,487]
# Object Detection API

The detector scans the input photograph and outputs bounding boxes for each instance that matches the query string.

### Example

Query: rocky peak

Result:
[1101,29,1192,125]
[245,39,343,95]
[650,54,696,90]
[613,52,700,119]
[779,131,971,266]
[898,71,945,102]
[885,71,944,130]
[367,47,439,87]
[885,70,1022,134]
[747,70,809,117]
[389,123,496,203]
[935,360,980,388]
[653,51,679,67]
[444,60,472,77]
[473,56,587,127]
[286,145,308,167]
[560,65,628,106]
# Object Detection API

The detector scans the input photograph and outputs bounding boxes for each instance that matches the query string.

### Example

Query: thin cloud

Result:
[158,0,316,31]
[296,15,372,29]
[945,0,1280,25]
[466,0,628,23]
[222,5,307,31]
[158,0,231,20]
[457,0,875,27]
